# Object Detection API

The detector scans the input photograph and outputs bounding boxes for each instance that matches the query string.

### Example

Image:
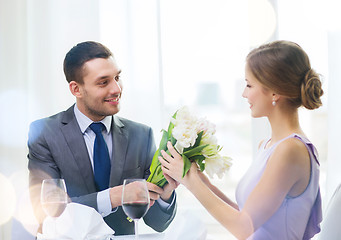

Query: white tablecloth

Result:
[113,233,165,239]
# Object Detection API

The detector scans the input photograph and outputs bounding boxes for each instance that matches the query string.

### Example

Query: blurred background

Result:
[1,0,340,239]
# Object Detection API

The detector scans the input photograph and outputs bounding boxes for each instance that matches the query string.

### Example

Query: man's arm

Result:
[27,119,98,225]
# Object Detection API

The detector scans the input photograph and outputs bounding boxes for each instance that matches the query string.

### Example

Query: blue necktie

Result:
[90,122,111,191]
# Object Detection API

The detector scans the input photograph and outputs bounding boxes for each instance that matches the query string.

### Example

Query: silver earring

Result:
[272,100,276,106]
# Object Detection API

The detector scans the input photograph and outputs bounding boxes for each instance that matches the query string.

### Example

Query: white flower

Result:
[201,143,219,158]
[201,132,218,147]
[148,105,232,187]
[171,106,199,153]
[197,117,216,136]
[205,154,232,179]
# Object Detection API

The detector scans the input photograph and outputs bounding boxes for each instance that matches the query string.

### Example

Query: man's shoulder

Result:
[114,116,152,132]
[29,106,74,133]
[31,110,68,126]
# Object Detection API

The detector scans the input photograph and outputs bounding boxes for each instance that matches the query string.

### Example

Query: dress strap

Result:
[291,134,320,166]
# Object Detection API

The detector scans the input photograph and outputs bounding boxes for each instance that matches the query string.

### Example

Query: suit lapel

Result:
[110,115,128,186]
[61,106,97,192]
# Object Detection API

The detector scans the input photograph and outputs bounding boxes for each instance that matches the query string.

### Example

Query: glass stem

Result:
[134,219,139,240]
[53,217,57,238]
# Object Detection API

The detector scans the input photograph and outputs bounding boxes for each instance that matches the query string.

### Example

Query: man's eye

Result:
[246,84,251,88]
[99,81,108,85]
[115,76,121,81]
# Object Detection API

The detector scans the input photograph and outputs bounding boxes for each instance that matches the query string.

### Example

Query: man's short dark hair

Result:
[63,41,113,83]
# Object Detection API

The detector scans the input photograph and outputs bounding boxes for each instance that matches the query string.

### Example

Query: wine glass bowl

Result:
[122,179,150,239]
[41,178,68,218]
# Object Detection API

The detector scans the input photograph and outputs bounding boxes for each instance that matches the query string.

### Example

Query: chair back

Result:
[319,184,341,239]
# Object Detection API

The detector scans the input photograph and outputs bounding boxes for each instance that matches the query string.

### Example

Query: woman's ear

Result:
[272,93,280,102]
[69,81,82,98]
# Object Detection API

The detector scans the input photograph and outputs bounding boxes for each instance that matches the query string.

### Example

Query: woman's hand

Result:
[158,142,183,182]
[159,141,199,187]
[160,173,179,202]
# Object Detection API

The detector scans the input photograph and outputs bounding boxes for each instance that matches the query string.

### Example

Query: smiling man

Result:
[27,41,177,236]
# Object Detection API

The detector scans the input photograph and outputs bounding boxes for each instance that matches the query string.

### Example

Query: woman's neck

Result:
[267,108,304,145]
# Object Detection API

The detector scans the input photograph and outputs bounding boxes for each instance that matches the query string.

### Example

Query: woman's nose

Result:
[242,88,247,98]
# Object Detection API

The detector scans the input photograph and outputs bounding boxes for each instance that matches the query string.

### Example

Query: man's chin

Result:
[108,106,120,116]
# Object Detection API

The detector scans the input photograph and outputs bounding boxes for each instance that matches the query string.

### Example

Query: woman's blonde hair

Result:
[246,40,323,110]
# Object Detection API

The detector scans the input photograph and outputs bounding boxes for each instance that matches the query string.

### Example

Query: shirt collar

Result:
[74,104,112,134]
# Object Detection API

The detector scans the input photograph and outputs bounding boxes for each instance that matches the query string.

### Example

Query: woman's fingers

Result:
[159,141,181,164]
[160,149,172,163]
[158,141,187,182]
[163,172,177,186]
[167,141,181,158]
[158,141,200,187]
[158,155,176,179]
[159,154,170,170]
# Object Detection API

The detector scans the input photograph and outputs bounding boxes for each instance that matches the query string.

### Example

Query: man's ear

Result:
[69,81,82,98]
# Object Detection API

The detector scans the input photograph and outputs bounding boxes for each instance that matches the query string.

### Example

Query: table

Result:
[113,233,165,239]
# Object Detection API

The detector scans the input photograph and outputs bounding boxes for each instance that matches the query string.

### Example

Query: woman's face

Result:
[242,64,273,118]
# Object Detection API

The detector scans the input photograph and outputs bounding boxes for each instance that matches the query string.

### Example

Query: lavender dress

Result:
[235,134,322,240]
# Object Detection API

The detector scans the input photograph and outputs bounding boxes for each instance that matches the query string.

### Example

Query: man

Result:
[27,41,177,236]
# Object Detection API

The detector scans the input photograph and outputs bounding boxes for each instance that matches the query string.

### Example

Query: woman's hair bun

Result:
[301,69,324,110]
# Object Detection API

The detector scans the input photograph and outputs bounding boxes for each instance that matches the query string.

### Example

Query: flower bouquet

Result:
[147,106,232,187]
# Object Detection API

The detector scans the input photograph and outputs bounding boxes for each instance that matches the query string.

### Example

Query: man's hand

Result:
[109,178,178,209]
[146,182,164,207]
[109,185,123,208]
[109,182,162,208]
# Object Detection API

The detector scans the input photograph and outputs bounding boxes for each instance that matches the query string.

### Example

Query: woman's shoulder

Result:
[258,139,264,149]
[257,138,270,149]
[272,136,310,166]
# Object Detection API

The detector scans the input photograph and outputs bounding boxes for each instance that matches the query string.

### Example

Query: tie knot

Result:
[90,122,105,135]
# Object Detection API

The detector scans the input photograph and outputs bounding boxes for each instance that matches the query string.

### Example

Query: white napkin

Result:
[37,203,114,240]
[163,209,207,240]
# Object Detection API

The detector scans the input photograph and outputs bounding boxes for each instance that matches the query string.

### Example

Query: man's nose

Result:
[110,80,122,93]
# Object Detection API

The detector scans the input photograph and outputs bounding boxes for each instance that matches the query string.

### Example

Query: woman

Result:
[159,40,323,239]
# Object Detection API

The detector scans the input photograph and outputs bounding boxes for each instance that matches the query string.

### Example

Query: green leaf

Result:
[167,123,174,138]
[157,165,163,175]
[157,178,168,188]
[167,111,177,138]
[147,109,180,187]
[149,150,160,174]
[170,135,177,146]
[148,164,165,184]
[148,129,169,183]
[189,154,205,162]
[159,130,169,154]
[193,130,204,148]
[147,161,159,183]
[183,144,209,158]
[197,158,205,172]
[182,154,192,178]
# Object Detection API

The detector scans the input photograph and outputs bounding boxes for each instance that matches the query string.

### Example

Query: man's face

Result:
[74,57,123,122]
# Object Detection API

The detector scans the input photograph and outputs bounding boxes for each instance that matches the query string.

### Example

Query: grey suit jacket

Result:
[28,105,176,235]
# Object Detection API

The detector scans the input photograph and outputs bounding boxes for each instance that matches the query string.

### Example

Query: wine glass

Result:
[41,178,68,237]
[122,179,150,240]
